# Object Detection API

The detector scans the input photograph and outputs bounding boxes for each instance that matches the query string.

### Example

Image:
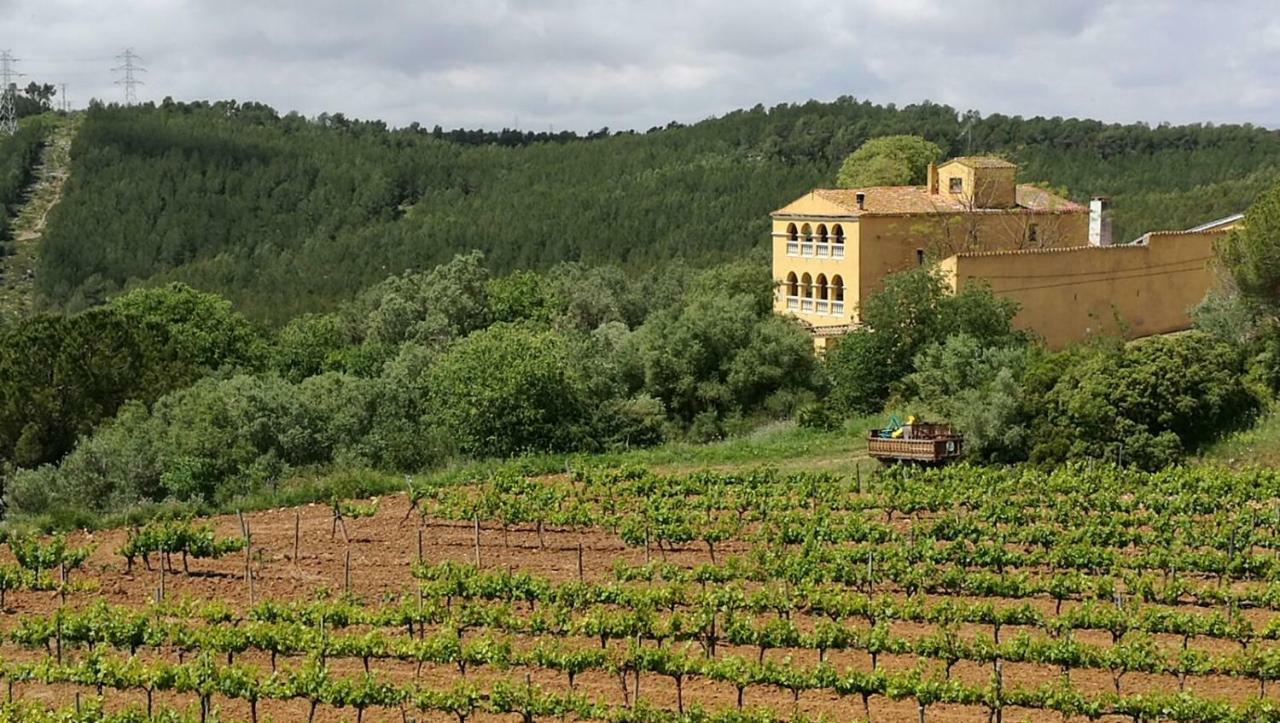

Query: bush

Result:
[273,313,347,382]
[0,283,266,470]
[904,334,1034,462]
[1027,333,1260,469]
[107,283,266,371]
[594,394,667,449]
[825,329,902,415]
[626,273,817,425]
[425,322,591,457]
[797,401,841,431]
[351,251,491,346]
[3,372,402,518]
[688,410,725,443]
[825,268,1021,416]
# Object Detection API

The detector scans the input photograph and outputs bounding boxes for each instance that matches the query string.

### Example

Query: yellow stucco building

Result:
[772,156,1234,350]
[771,156,1088,349]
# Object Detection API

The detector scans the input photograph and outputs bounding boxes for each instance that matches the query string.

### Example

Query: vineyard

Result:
[6,464,1280,721]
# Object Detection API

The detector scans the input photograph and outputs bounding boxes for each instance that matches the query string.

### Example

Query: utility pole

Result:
[0,51,22,135]
[112,48,145,105]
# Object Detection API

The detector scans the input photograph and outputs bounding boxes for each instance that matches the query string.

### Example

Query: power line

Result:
[18,57,114,64]
[112,48,145,105]
[0,50,23,135]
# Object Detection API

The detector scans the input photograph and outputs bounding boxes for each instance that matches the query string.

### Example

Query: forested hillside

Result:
[0,118,49,250]
[36,98,1280,322]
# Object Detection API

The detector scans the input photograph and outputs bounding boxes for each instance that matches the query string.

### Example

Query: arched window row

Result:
[782,222,846,259]
[783,272,846,316]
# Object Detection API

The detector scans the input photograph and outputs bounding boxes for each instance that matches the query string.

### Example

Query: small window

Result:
[949,177,963,193]
[916,248,925,266]
[1028,223,1038,244]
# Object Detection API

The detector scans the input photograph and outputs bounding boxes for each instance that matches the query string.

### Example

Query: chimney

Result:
[855,191,866,211]
[1089,197,1112,247]
[926,162,938,195]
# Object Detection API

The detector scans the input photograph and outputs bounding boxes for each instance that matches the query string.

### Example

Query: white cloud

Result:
[3,0,1277,130]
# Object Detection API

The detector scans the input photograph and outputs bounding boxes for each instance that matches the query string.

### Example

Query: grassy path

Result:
[0,114,76,317]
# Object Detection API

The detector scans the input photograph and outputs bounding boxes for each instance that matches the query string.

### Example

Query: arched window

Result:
[832,224,844,245]
[816,273,828,300]
[785,272,798,297]
[816,224,828,244]
[801,223,812,241]
[786,223,798,241]
[831,275,844,302]
[801,273,813,298]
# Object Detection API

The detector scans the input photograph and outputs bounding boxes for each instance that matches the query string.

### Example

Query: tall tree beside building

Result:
[836,135,943,188]
[1216,183,1280,313]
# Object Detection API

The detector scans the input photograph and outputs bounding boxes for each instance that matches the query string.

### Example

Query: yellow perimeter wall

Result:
[938,230,1221,349]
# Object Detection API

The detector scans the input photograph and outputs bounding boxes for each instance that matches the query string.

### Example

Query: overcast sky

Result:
[4,0,1278,132]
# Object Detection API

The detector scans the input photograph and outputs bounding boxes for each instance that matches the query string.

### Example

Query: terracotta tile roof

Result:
[778,185,1084,218]
[945,156,1016,169]
[950,244,1143,259]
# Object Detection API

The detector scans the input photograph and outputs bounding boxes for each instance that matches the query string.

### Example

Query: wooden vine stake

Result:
[293,510,301,566]
[239,510,254,605]
[473,513,482,568]
[344,549,352,596]
[331,500,351,544]
[577,542,585,583]
[401,475,418,524]
[417,528,424,565]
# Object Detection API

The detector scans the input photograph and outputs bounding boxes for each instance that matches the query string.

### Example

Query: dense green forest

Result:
[0,118,49,248]
[35,97,1280,323]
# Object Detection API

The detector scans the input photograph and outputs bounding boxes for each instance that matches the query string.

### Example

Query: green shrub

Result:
[425,322,591,457]
[797,402,841,432]
[904,334,1034,462]
[824,268,1022,417]
[1027,333,1260,469]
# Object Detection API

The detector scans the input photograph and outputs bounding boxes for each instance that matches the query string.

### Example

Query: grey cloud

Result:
[1,0,1277,131]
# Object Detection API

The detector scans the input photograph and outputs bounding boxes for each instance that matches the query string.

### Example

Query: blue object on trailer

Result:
[880,415,903,437]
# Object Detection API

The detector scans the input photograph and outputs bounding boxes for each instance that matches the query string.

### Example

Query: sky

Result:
[3,0,1279,132]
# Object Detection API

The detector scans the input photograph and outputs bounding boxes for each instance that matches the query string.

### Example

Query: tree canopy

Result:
[836,135,943,188]
[1216,183,1280,312]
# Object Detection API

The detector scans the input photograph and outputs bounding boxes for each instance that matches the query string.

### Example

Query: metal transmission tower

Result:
[0,50,22,135]
[112,48,145,105]
[59,83,68,113]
